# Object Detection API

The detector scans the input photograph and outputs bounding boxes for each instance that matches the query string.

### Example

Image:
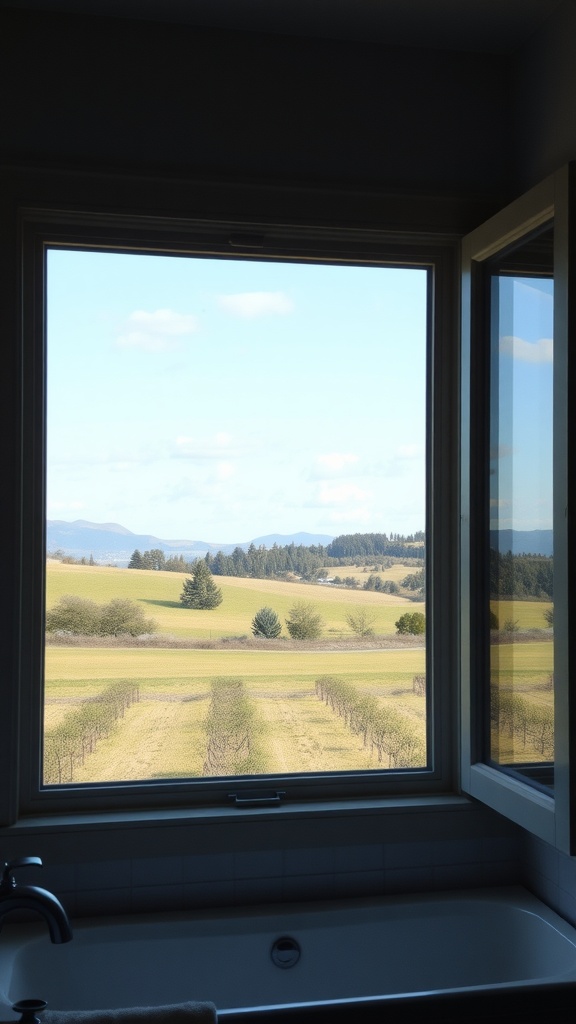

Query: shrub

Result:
[286,600,324,639]
[395,611,426,635]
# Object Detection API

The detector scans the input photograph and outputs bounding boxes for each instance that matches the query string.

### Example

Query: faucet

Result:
[0,857,72,943]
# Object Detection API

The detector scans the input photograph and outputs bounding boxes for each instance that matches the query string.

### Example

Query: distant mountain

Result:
[46,520,335,566]
[490,529,553,557]
[250,532,334,548]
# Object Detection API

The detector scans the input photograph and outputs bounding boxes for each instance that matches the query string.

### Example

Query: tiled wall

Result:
[522,834,576,927]
[33,834,522,919]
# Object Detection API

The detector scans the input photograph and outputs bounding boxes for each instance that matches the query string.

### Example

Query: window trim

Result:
[0,165,460,826]
[460,164,576,854]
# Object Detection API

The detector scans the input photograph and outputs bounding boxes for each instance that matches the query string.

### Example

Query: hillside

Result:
[45,560,416,641]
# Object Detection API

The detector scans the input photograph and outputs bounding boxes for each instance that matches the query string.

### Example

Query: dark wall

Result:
[512,0,576,192]
[2,8,511,200]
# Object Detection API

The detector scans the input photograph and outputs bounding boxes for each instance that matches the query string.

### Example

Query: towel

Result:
[42,1003,216,1024]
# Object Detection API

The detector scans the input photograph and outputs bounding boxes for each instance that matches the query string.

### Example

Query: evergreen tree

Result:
[251,606,282,638]
[128,549,144,569]
[180,560,223,609]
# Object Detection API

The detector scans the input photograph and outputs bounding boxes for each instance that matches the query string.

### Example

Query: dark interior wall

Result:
[2,8,511,200]
[512,0,576,192]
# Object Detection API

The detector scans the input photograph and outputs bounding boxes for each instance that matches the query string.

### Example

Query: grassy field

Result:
[491,599,554,631]
[46,560,418,639]
[43,561,555,782]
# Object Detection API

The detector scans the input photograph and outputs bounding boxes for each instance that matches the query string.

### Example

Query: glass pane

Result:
[44,250,427,786]
[488,226,554,791]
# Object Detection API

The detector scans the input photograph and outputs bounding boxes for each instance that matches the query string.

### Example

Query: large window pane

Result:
[488,227,554,791]
[44,250,427,786]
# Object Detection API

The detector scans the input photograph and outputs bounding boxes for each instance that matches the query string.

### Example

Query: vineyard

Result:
[42,655,426,782]
[42,562,555,784]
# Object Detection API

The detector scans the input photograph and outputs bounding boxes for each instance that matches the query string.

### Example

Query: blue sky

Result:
[492,274,554,533]
[47,249,428,543]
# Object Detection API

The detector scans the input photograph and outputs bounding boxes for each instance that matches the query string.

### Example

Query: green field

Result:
[43,562,554,783]
[46,560,418,639]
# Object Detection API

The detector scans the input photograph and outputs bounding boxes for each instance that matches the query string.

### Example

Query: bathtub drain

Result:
[271,936,301,968]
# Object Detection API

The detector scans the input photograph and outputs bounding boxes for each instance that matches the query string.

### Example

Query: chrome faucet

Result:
[0,857,72,943]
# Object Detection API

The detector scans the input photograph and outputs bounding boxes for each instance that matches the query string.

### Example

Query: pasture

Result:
[43,561,555,783]
[46,560,418,639]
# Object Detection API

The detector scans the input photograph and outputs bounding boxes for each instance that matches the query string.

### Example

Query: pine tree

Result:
[251,606,282,638]
[128,549,144,569]
[180,560,223,609]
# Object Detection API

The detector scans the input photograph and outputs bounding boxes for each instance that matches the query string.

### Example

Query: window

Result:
[1,178,458,821]
[461,165,576,854]
[45,249,428,788]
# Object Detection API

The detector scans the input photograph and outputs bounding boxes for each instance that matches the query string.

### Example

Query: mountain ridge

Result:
[46,520,335,565]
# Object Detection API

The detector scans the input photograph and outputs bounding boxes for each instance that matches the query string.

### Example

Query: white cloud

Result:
[318,483,370,506]
[499,335,553,363]
[394,443,421,460]
[174,433,244,459]
[215,461,235,480]
[315,452,360,475]
[117,309,199,352]
[217,292,294,318]
[47,500,86,512]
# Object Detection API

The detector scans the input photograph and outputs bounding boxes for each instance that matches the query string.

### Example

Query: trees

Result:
[395,611,426,635]
[345,608,377,637]
[180,560,223,609]
[251,606,282,638]
[45,595,157,635]
[285,600,324,639]
[98,598,156,636]
[46,594,101,634]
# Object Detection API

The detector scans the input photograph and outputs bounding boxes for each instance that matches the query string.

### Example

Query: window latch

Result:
[228,790,286,807]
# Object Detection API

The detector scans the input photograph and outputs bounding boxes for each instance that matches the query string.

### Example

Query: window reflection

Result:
[488,226,554,791]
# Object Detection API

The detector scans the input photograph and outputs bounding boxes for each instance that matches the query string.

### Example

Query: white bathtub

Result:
[1,887,576,1019]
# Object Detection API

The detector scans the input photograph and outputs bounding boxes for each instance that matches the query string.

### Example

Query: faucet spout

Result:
[0,858,72,943]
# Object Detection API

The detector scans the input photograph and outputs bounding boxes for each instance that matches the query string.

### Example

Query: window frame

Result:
[0,166,459,827]
[460,164,576,854]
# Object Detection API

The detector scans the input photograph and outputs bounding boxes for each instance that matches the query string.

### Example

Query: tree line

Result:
[326,532,425,559]
[128,531,425,581]
[490,549,553,600]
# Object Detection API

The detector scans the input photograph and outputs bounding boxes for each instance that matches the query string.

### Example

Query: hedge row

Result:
[490,686,554,759]
[44,680,140,784]
[315,675,425,768]
[203,676,257,776]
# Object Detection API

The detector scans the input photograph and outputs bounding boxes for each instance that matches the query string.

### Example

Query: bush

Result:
[46,595,102,634]
[345,608,377,637]
[395,611,426,635]
[98,598,157,636]
[285,600,324,639]
[46,594,157,636]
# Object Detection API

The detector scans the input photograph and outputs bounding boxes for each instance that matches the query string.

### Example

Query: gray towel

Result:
[42,1003,216,1024]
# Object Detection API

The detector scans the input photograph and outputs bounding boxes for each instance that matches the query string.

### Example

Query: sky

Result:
[47,249,428,544]
[491,274,554,533]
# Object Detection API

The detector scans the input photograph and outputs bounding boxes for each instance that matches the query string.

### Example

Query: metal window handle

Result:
[228,791,286,807]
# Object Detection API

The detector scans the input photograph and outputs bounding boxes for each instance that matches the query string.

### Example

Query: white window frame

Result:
[460,164,576,854]
[0,165,461,826]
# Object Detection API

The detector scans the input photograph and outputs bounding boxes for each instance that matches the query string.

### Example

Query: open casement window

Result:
[0,178,460,823]
[461,164,576,853]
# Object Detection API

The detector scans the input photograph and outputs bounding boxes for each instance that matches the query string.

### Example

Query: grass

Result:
[491,599,553,631]
[46,561,419,638]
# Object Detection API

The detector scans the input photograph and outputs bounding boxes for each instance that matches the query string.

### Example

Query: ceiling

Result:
[0,0,567,52]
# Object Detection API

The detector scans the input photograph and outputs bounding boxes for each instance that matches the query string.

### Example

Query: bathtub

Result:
[1,887,576,1022]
